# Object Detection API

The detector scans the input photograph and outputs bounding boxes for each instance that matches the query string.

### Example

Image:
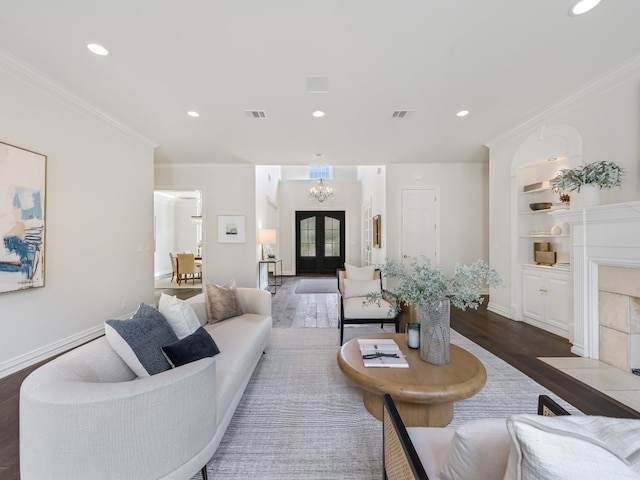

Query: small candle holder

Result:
[406,323,420,349]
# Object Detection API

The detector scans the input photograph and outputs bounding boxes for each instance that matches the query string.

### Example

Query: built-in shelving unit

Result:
[515,158,572,338]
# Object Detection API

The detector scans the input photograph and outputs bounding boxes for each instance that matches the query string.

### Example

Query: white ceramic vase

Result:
[576,185,601,208]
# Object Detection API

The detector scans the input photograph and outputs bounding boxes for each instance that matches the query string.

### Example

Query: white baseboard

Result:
[0,323,105,379]
[487,302,511,319]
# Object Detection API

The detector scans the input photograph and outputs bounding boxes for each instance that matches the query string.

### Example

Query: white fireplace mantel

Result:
[552,201,640,358]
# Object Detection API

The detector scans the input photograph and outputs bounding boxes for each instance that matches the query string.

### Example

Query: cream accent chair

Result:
[177,252,202,285]
[382,394,570,480]
[337,267,399,345]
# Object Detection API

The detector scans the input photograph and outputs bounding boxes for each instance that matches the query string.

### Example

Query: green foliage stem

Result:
[551,161,624,194]
[365,257,503,316]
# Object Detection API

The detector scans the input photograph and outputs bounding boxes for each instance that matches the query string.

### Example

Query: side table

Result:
[258,257,282,294]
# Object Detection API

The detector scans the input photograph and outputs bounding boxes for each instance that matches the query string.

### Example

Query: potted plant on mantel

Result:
[551,161,625,206]
[366,257,503,365]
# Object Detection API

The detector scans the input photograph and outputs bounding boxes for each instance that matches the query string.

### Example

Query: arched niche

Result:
[512,124,582,173]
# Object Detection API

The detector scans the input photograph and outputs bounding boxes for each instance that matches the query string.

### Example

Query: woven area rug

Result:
[194,327,580,479]
[294,278,339,294]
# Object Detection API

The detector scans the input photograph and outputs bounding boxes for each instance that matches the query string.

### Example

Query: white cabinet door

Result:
[545,271,571,332]
[521,266,571,338]
[522,268,544,323]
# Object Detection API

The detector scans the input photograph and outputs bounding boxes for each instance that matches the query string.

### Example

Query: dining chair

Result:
[176,253,202,285]
[169,252,178,282]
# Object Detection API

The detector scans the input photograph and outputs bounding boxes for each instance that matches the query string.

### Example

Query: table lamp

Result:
[258,229,276,260]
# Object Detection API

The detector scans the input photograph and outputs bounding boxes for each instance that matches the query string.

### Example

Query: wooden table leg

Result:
[362,391,453,427]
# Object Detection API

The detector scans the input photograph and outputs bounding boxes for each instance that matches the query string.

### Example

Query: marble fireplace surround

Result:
[553,201,640,369]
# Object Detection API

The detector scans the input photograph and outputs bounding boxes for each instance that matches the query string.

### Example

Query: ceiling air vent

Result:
[244,110,267,119]
[392,110,415,119]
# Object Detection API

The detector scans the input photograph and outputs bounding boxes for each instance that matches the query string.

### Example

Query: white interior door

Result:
[402,188,439,263]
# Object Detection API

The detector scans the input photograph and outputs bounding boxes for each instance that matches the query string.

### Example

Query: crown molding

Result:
[486,52,640,148]
[0,48,158,148]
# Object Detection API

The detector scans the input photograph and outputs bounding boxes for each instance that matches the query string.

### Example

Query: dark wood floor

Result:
[1,284,638,479]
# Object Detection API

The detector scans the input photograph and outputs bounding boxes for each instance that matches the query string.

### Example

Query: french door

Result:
[295,211,345,275]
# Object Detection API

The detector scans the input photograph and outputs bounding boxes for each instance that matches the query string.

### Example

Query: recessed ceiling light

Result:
[569,0,601,16]
[187,111,200,117]
[456,110,470,117]
[312,110,325,118]
[87,43,110,56]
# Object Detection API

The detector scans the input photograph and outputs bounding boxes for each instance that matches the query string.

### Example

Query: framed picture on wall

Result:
[373,214,381,248]
[218,215,246,243]
[0,141,47,294]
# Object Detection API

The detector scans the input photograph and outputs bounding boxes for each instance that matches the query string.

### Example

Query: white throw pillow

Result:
[504,414,640,480]
[439,418,511,480]
[158,293,201,339]
[343,279,381,299]
[344,263,375,280]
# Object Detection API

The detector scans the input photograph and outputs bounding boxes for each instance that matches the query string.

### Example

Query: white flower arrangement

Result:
[367,256,503,315]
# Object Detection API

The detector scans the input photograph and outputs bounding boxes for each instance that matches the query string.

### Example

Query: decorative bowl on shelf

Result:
[529,202,553,211]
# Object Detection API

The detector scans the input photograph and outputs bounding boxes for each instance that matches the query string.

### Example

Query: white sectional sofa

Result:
[20,288,272,480]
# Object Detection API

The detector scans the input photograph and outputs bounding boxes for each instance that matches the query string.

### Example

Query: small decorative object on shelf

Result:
[529,202,553,211]
[535,251,556,266]
[405,323,420,349]
[523,180,550,192]
[559,193,570,203]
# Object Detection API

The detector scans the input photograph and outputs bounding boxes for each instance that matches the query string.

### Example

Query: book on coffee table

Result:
[357,338,409,368]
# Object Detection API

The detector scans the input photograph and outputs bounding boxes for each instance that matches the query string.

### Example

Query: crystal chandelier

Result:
[309,178,333,203]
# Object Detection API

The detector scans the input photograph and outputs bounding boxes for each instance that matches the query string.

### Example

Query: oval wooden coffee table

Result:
[337,333,486,427]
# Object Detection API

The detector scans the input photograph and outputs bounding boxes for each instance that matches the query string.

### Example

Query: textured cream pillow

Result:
[504,414,640,480]
[204,280,243,324]
[439,418,510,480]
[343,279,381,299]
[344,263,375,280]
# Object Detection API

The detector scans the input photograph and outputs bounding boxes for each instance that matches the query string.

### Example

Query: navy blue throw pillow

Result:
[161,327,220,368]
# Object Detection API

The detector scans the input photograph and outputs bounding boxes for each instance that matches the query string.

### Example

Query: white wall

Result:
[386,163,490,275]
[278,179,362,275]
[0,59,155,376]
[487,60,640,318]
[174,199,199,253]
[154,193,176,276]
[255,165,281,247]
[153,194,200,277]
[358,166,387,266]
[155,164,258,287]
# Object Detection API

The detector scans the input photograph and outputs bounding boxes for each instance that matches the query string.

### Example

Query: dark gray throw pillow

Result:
[104,303,178,377]
[161,327,220,368]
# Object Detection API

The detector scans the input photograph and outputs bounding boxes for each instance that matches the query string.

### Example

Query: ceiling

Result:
[1,1,639,167]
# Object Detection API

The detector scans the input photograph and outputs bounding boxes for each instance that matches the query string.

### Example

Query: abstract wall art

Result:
[217,215,245,243]
[0,142,46,293]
